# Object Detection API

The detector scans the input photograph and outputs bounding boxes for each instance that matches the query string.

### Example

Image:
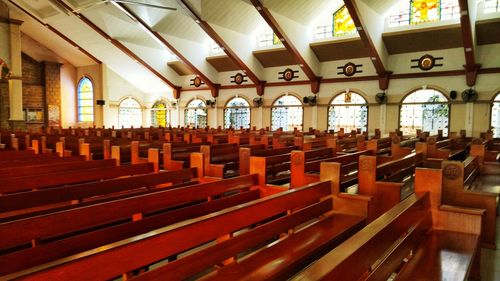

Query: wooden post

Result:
[148,148,160,172]
[190,152,204,178]
[103,140,111,160]
[25,135,31,151]
[31,140,39,154]
[131,141,140,164]
[111,146,121,166]
[81,143,91,161]
[56,142,64,157]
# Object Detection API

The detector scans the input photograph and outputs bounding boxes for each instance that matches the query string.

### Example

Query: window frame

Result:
[118,96,143,129]
[490,92,500,138]
[270,93,304,132]
[223,96,251,129]
[77,76,95,123]
[398,87,451,136]
[184,98,208,128]
[150,100,171,128]
[327,91,369,133]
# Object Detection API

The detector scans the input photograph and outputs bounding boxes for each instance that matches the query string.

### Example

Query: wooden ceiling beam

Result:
[53,0,180,90]
[249,0,321,93]
[458,0,481,87]
[176,0,266,96]
[343,0,391,90]
[111,2,219,97]
[7,0,101,64]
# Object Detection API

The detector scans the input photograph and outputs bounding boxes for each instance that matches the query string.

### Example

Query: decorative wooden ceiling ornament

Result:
[411,54,443,71]
[231,73,248,85]
[190,77,204,87]
[337,62,363,76]
[279,68,299,81]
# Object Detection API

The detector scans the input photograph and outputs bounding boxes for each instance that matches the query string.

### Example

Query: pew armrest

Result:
[436,205,484,235]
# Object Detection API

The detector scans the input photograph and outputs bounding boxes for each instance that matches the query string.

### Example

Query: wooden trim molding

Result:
[7,0,101,64]
[53,0,179,90]
[458,0,480,86]
[176,0,265,96]
[343,0,392,90]
[0,16,23,25]
[112,2,218,96]
[249,0,321,93]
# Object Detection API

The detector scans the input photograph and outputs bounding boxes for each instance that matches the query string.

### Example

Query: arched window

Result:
[119,97,142,128]
[389,0,460,27]
[224,97,250,129]
[271,95,303,131]
[150,101,170,127]
[184,98,207,128]
[328,92,368,133]
[491,93,500,138]
[77,77,94,122]
[400,88,450,136]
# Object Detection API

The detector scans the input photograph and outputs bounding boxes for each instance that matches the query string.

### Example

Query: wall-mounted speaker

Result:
[449,91,457,100]
[96,100,105,105]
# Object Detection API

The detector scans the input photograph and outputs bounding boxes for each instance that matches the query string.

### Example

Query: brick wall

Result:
[44,62,61,126]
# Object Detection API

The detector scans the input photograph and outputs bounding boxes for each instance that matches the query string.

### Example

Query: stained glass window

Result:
[271,95,303,131]
[400,89,449,136]
[257,26,282,47]
[119,97,143,128]
[77,77,94,122]
[150,101,170,127]
[328,92,368,133]
[389,0,460,27]
[491,94,500,138]
[224,97,250,129]
[333,5,356,37]
[485,0,500,13]
[184,99,207,128]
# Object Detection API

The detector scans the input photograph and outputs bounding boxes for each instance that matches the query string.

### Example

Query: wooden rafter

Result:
[249,0,321,93]
[7,0,101,64]
[53,0,179,90]
[343,0,391,90]
[176,0,266,96]
[111,2,220,97]
[458,0,481,86]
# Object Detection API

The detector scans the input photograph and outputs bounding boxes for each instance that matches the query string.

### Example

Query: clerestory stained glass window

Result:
[224,97,250,129]
[184,99,207,128]
[333,5,356,37]
[328,92,368,133]
[271,95,303,131]
[399,88,449,136]
[389,0,460,27]
[119,97,143,128]
[484,0,500,13]
[77,77,94,122]
[491,94,500,138]
[150,101,170,128]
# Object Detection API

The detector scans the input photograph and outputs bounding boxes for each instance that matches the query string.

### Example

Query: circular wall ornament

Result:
[343,62,357,77]
[283,68,294,81]
[234,73,244,85]
[418,54,435,71]
[193,77,202,87]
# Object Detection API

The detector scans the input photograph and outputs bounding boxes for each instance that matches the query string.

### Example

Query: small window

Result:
[119,97,143,128]
[484,0,500,13]
[271,95,303,131]
[257,26,282,48]
[389,0,460,27]
[151,101,170,127]
[184,98,207,128]
[224,97,250,129]
[400,88,450,136]
[328,92,368,133]
[491,93,500,138]
[77,77,94,122]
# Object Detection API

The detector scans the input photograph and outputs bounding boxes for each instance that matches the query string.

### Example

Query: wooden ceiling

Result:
[206,55,241,72]
[382,25,463,54]
[476,18,500,45]
[310,38,369,62]
[253,48,299,67]
[168,61,194,76]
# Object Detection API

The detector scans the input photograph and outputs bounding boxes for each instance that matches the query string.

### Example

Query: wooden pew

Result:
[239,145,297,175]
[290,149,372,188]
[292,168,483,281]
[190,143,240,178]
[0,162,154,194]
[162,142,210,171]
[357,152,423,218]
[0,158,114,178]
[0,168,198,218]
[0,175,269,277]
[5,181,365,281]
[440,157,498,248]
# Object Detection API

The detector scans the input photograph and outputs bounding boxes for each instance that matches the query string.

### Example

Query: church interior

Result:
[0,0,499,280]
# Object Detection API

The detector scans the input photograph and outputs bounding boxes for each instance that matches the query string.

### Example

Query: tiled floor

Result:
[481,215,500,281]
